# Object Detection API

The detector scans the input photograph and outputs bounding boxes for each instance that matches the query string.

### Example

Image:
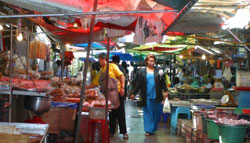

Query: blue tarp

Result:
[73,42,105,49]
[79,57,97,62]
[110,52,133,61]
[51,102,78,108]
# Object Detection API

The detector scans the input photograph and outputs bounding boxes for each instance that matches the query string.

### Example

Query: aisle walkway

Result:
[110,100,185,143]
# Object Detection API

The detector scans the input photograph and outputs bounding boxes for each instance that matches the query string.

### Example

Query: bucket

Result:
[202,116,207,134]
[206,118,219,140]
[239,114,250,136]
[218,124,248,143]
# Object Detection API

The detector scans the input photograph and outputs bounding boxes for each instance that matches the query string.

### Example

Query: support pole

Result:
[26,32,30,79]
[173,55,176,80]
[8,24,13,122]
[105,37,110,142]
[60,43,65,80]
[169,55,172,82]
[75,0,98,142]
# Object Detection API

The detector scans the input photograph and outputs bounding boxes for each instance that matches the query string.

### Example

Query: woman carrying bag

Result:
[131,53,168,136]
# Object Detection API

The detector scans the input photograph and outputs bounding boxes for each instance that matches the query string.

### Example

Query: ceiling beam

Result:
[0,0,83,14]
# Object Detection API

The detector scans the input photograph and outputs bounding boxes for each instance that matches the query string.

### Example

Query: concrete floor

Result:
[110,100,185,143]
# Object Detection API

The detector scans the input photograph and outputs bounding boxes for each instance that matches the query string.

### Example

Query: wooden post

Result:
[105,37,110,143]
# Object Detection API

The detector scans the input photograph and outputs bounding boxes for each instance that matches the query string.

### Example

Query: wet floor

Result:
[110,100,185,143]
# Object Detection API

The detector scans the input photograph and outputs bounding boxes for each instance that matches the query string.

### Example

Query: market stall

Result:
[0,0,249,142]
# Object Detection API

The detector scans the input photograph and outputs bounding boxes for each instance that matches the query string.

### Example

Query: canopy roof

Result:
[132,44,190,54]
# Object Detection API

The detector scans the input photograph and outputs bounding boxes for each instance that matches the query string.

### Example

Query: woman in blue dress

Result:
[131,54,168,136]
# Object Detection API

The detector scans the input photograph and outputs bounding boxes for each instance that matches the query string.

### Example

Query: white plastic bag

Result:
[163,98,171,113]
[223,67,232,82]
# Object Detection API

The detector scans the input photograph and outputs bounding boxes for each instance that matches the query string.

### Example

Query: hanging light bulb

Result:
[17,33,23,41]
[73,23,78,28]
[65,43,70,48]
[0,25,3,31]
[202,54,206,60]
[179,55,183,59]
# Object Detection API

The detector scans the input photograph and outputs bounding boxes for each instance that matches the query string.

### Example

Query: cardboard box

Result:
[42,108,60,135]
[59,108,76,131]
[42,107,76,134]
[0,133,29,143]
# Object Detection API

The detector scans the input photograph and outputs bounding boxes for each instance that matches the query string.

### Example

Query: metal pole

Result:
[26,32,30,79]
[173,55,176,80]
[169,55,172,82]
[105,37,110,143]
[75,0,99,142]
[0,9,177,19]
[60,43,65,80]
[8,24,13,122]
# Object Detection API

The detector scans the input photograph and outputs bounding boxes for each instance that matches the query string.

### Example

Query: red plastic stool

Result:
[87,119,110,143]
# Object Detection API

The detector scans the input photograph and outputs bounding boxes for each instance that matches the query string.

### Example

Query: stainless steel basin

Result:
[24,96,51,114]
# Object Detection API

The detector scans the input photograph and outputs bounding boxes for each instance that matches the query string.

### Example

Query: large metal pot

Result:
[24,96,51,114]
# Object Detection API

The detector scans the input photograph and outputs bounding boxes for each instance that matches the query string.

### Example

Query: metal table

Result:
[0,90,46,97]
[0,122,49,143]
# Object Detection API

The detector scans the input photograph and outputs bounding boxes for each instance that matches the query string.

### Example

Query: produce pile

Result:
[216,118,250,125]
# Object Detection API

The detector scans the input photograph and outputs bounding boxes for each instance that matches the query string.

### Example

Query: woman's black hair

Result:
[56,60,62,66]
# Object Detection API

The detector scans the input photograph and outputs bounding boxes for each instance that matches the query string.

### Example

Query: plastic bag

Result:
[163,98,171,113]
[223,67,232,82]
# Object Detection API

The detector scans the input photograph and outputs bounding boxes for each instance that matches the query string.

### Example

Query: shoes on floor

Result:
[123,133,129,139]
[110,133,114,137]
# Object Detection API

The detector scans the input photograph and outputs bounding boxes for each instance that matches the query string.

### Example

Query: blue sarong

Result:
[143,73,161,133]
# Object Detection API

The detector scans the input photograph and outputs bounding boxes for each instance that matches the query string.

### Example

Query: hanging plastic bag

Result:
[163,98,171,113]
[223,67,232,82]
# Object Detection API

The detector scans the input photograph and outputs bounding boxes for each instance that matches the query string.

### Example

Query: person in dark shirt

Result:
[111,55,128,139]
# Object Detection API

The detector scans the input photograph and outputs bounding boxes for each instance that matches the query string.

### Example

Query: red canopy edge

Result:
[29,17,105,44]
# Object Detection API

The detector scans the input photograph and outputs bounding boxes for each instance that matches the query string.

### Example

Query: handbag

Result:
[99,71,120,109]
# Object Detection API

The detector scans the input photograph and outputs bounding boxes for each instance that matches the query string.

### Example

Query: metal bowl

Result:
[24,96,51,114]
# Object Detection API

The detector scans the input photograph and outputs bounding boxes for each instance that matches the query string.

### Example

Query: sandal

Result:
[123,133,129,139]
[145,132,151,136]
